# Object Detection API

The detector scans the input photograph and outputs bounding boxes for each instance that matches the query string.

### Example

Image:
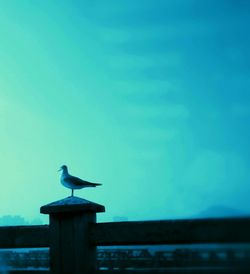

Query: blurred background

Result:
[0,0,249,224]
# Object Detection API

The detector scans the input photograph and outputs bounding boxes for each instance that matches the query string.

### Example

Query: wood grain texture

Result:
[49,213,97,274]
[91,217,250,246]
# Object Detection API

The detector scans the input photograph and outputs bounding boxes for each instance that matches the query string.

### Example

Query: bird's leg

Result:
[71,189,74,197]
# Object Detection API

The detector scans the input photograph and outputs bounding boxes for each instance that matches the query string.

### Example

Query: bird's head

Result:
[58,165,68,172]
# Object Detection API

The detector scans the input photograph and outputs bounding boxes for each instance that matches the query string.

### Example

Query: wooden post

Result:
[40,196,105,274]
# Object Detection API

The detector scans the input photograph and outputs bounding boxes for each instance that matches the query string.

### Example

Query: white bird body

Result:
[59,165,101,196]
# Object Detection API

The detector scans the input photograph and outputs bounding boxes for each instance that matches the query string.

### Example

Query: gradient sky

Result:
[0,0,249,223]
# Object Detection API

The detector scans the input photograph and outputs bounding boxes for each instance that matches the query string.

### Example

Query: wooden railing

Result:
[0,225,49,248]
[0,197,250,274]
[92,217,250,245]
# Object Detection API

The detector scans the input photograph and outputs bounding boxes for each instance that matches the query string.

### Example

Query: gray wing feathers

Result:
[64,176,101,187]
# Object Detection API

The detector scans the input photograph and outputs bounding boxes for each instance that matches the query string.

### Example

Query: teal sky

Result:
[0,0,250,223]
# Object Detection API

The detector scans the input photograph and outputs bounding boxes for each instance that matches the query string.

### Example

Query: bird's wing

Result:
[64,176,100,186]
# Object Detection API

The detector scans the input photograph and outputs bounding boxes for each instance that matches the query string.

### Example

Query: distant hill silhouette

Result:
[113,216,128,222]
[194,205,250,218]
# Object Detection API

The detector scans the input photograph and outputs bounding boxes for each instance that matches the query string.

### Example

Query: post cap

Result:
[40,196,105,214]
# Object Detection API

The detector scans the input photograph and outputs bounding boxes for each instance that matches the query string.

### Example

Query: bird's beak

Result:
[58,168,62,172]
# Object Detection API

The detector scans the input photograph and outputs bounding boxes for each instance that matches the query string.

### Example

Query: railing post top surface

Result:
[40,196,105,214]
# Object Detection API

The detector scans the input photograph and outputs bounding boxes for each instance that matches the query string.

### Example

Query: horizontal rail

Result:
[91,217,250,246]
[0,225,49,248]
[1,217,250,248]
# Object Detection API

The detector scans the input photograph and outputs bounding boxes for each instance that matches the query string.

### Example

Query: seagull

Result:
[58,165,101,197]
